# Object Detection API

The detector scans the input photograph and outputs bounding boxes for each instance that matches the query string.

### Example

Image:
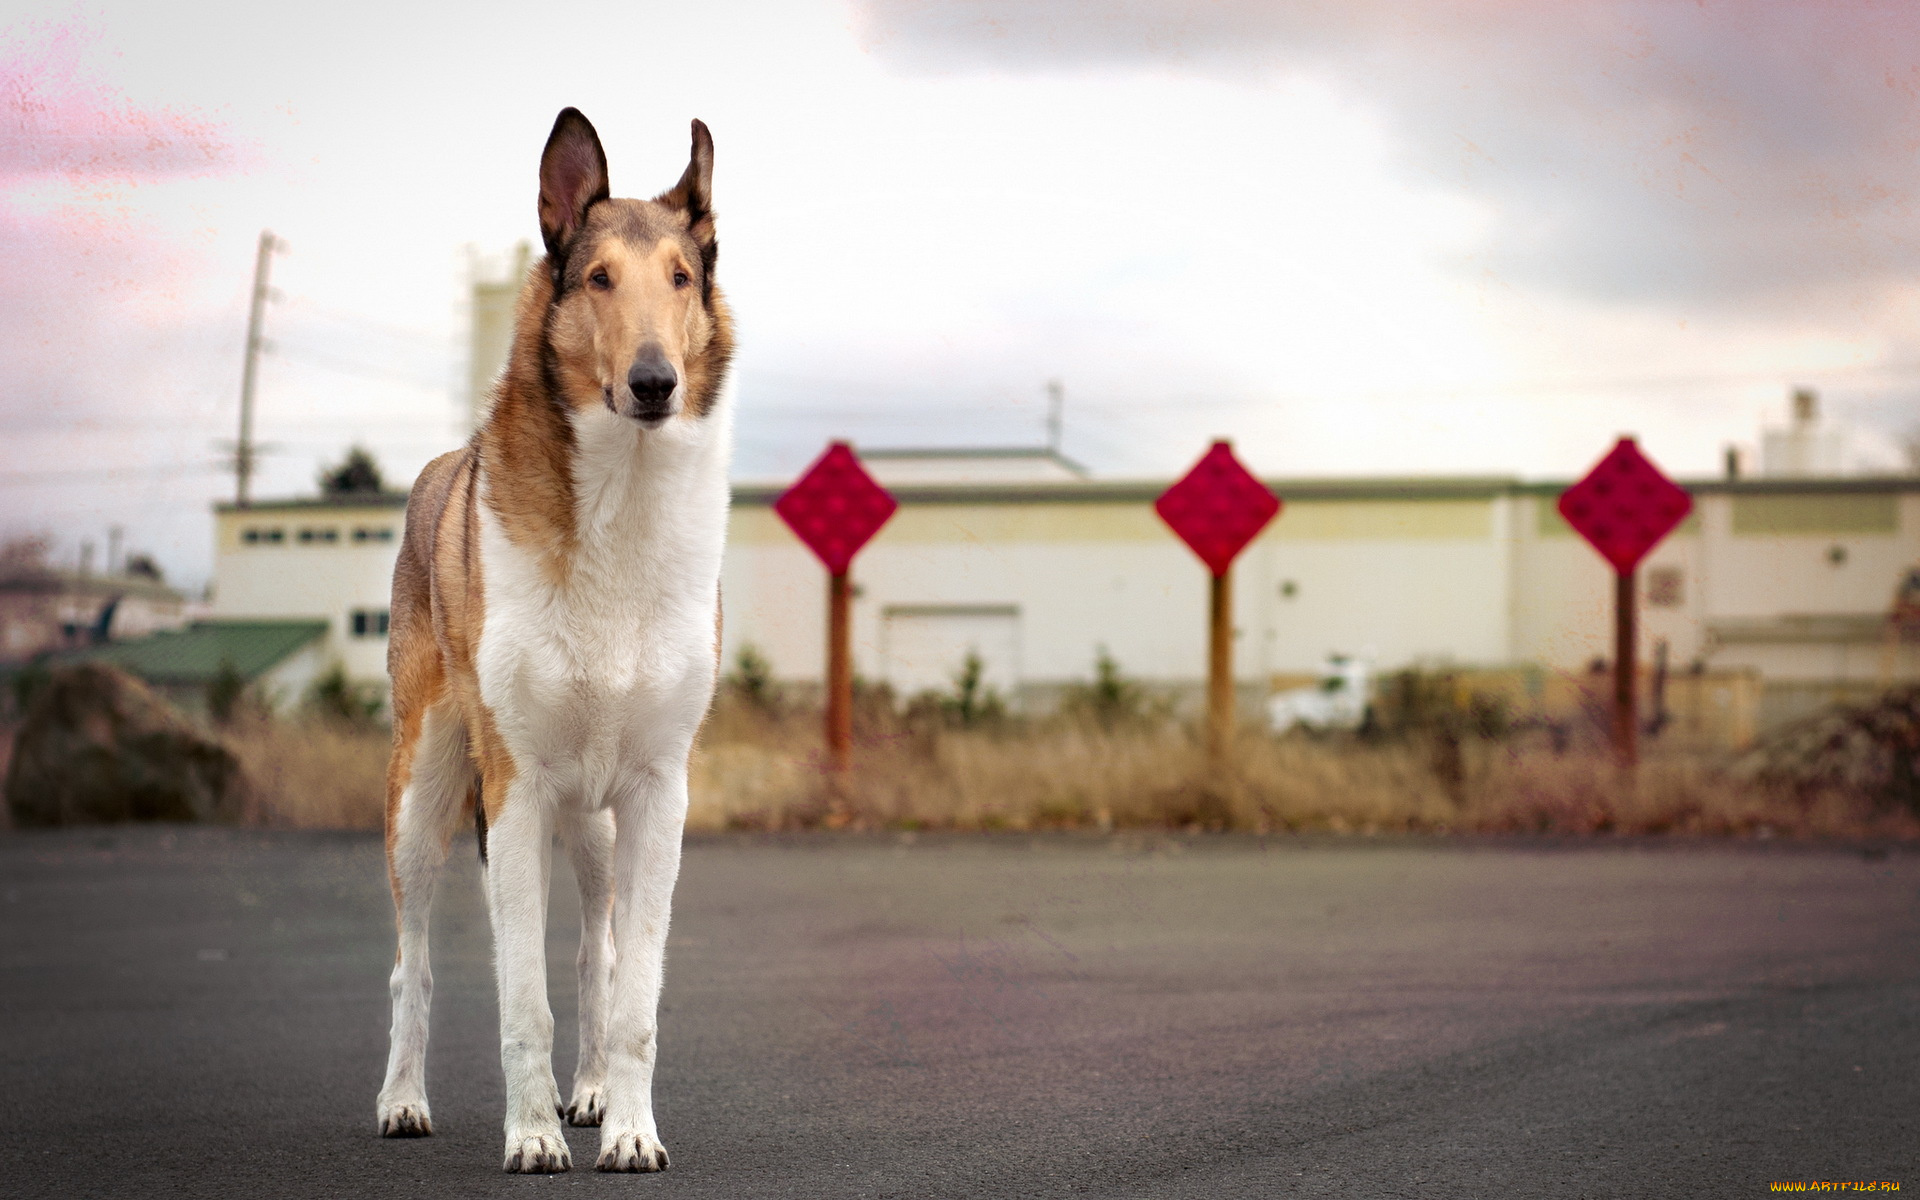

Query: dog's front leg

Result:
[596,767,688,1172]
[484,785,570,1173]
[561,807,616,1126]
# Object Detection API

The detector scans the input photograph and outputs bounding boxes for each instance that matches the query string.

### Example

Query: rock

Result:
[4,663,243,827]
[1732,686,1920,813]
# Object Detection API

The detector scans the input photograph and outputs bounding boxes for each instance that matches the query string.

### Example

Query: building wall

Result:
[721,479,1920,720]
[1245,496,1511,676]
[212,503,402,688]
[1705,492,1908,620]
[723,492,1525,697]
[723,503,1219,692]
[256,638,332,713]
[0,579,187,663]
[1511,494,1707,670]
[207,478,1920,729]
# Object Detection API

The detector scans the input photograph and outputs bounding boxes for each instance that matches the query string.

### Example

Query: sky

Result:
[3,0,1919,589]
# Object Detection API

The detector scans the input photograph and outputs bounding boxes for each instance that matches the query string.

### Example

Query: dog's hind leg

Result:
[485,774,571,1173]
[560,807,616,1126]
[376,701,470,1136]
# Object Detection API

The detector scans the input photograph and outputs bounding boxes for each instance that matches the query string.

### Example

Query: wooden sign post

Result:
[1557,437,1692,769]
[1613,569,1637,765]
[774,442,898,774]
[826,571,853,770]
[1155,441,1282,762]
[1209,573,1233,761]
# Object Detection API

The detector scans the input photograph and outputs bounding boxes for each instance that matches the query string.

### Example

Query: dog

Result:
[374,107,734,1174]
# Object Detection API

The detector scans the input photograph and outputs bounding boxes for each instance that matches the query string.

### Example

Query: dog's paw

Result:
[377,1100,433,1137]
[596,1129,669,1172]
[503,1132,571,1173]
[566,1085,606,1127]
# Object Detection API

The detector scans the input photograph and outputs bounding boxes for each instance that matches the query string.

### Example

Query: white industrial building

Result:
[203,433,1920,733]
[720,451,1920,729]
[210,491,405,697]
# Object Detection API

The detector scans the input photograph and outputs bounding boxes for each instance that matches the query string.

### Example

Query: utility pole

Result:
[235,230,280,507]
[1045,379,1064,455]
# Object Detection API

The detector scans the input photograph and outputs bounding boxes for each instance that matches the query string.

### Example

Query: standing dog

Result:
[374,108,733,1174]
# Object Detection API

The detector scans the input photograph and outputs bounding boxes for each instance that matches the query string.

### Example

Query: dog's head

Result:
[535,108,729,428]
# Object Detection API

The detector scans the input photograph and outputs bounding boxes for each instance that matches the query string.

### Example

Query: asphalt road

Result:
[2,826,1916,1198]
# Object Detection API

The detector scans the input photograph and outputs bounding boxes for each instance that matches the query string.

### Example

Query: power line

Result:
[0,462,224,487]
[271,344,449,391]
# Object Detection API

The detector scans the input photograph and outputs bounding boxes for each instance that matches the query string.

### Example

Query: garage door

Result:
[881,605,1021,703]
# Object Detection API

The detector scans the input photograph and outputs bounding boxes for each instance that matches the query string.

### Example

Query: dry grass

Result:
[689,695,1920,840]
[200,694,1919,841]
[226,715,389,830]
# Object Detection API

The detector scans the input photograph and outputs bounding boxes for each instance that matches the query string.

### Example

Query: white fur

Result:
[472,382,733,1172]
[376,702,472,1137]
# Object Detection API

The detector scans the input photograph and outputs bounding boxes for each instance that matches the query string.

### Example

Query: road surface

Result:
[2,826,1915,1197]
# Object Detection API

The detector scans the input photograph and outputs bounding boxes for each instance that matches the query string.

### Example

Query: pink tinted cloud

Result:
[1,17,232,182]
[0,17,241,453]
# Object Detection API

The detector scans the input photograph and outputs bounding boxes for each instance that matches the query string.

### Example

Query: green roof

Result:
[67,620,328,685]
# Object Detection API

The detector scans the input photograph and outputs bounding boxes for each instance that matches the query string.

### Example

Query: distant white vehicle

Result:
[1268,655,1372,734]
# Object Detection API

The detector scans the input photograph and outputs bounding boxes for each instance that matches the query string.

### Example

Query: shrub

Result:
[725,644,780,712]
[306,663,383,726]
[1060,646,1157,728]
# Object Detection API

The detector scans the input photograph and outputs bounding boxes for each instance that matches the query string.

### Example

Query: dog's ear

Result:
[656,119,716,282]
[537,108,610,261]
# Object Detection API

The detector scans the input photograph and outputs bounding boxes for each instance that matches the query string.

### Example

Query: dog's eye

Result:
[590,269,611,289]
[672,270,690,288]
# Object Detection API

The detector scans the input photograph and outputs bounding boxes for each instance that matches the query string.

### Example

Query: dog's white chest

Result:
[473,411,729,804]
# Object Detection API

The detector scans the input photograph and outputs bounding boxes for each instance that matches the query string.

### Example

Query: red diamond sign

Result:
[775,441,898,575]
[1155,440,1282,577]
[1558,437,1692,574]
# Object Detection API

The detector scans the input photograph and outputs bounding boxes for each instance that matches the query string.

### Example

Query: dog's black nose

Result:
[627,355,678,413]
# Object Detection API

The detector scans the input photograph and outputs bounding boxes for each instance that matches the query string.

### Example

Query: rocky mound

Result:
[1733,686,1920,812]
[5,663,242,827]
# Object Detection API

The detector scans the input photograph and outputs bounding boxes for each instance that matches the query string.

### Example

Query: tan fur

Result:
[383,450,466,916]
[476,269,576,583]
[473,216,734,592]
[548,237,714,416]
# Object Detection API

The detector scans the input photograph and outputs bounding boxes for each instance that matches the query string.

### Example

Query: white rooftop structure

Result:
[854,446,1089,487]
[1761,387,1849,478]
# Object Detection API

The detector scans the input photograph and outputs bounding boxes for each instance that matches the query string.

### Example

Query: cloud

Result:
[0,15,238,402]
[850,0,1920,316]
[1,16,231,182]
[0,14,244,576]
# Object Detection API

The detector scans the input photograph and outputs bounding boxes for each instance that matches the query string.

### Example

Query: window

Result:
[242,527,285,545]
[297,527,340,545]
[351,526,395,544]
[1730,493,1896,536]
[350,608,391,637]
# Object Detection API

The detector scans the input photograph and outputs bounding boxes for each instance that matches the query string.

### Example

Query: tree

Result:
[319,446,383,496]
